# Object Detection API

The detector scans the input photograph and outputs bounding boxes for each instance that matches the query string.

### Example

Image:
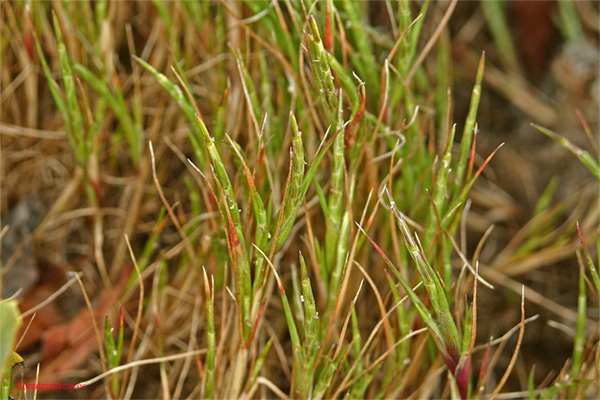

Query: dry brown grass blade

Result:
[445,229,494,289]
[33,362,40,400]
[71,271,109,395]
[117,235,146,399]
[496,242,582,276]
[149,141,197,263]
[406,0,457,84]
[397,334,431,398]
[329,189,378,342]
[455,45,557,126]
[0,124,66,139]
[172,295,201,399]
[472,224,495,267]
[75,349,208,389]
[109,94,165,280]
[476,316,540,396]
[337,328,428,397]
[335,278,364,360]
[489,285,526,399]
[302,203,326,300]
[14,311,36,352]
[71,272,106,365]
[255,376,290,400]
[354,261,392,349]
[220,0,296,80]
[479,263,591,325]
[595,328,600,400]
[469,262,479,354]
[331,295,417,399]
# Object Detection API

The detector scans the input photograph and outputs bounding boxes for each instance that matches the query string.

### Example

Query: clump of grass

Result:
[0,300,22,399]
[1,1,598,400]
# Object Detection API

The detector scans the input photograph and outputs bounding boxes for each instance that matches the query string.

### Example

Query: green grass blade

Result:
[234,52,262,127]
[527,365,536,400]
[356,222,442,343]
[436,37,451,134]
[104,316,117,368]
[387,190,461,368]
[401,0,430,75]
[313,176,330,220]
[72,62,140,164]
[481,1,521,72]
[33,32,76,161]
[244,0,299,72]
[348,306,378,400]
[532,123,600,180]
[325,95,345,271]
[0,366,11,400]
[328,56,359,107]
[390,198,447,316]
[133,56,205,165]
[275,114,306,250]
[299,253,319,362]
[0,352,22,400]
[0,301,21,385]
[327,211,350,313]
[115,309,124,393]
[31,26,67,116]
[453,52,485,197]
[569,263,586,397]
[445,143,504,233]
[226,134,268,251]
[249,338,273,388]
[340,0,378,98]
[308,16,337,116]
[312,345,350,400]
[461,306,473,355]
[190,112,253,338]
[254,245,307,398]
[385,273,410,368]
[104,313,122,396]
[398,0,412,68]
[53,14,87,161]
[557,0,584,41]
[350,309,364,378]
[577,224,600,296]
[533,177,559,216]
[425,123,456,245]
[226,136,269,299]
[202,267,216,400]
